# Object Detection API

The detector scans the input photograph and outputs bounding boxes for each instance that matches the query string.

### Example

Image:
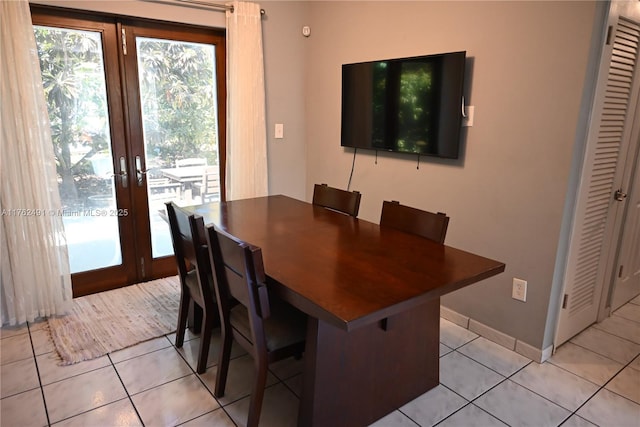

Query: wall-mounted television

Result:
[341,51,466,159]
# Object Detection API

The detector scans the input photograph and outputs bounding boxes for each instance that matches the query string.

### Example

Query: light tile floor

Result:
[1,297,639,427]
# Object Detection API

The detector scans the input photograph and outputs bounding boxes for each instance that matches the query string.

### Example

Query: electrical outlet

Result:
[512,278,527,302]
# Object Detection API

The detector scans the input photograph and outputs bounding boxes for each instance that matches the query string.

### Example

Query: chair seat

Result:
[230,298,307,351]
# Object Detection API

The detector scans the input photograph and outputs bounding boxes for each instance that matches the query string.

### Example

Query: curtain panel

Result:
[226,1,268,200]
[1,0,72,325]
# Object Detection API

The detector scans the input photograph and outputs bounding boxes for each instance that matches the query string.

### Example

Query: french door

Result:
[31,8,226,296]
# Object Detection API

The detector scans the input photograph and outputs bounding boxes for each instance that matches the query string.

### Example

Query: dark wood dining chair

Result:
[205,224,306,427]
[165,202,219,374]
[380,200,450,244]
[312,183,361,217]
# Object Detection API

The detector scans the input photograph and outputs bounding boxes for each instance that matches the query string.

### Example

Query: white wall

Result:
[261,1,308,200]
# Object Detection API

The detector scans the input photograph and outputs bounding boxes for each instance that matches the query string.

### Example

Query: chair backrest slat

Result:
[380,200,449,244]
[166,202,210,275]
[312,183,361,217]
[208,227,271,320]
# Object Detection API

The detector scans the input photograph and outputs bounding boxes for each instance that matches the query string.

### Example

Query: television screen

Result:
[341,51,466,159]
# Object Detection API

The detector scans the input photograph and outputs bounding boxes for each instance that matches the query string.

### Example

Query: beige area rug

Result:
[48,276,180,365]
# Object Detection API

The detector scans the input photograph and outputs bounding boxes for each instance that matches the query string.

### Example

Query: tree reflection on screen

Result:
[371,60,438,154]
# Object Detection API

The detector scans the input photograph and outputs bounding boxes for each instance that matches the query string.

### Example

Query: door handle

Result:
[112,156,128,188]
[135,155,149,187]
[614,189,627,201]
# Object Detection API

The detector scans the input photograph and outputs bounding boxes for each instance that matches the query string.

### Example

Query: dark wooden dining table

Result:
[184,195,505,427]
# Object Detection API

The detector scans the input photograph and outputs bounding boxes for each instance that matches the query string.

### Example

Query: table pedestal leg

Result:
[298,298,440,427]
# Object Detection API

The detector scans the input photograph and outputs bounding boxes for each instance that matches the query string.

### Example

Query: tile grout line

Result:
[408,311,640,426]
[411,337,521,427]
[168,334,241,426]
[107,352,147,427]
[585,323,640,346]
[440,346,601,427]
[514,345,639,425]
[589,355,640,405]
[5,306,638,427]
[566,339,639,367]
[27,321,52,427]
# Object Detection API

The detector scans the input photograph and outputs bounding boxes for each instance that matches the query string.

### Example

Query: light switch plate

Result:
[275,123,284,139]
[462,106,474,127]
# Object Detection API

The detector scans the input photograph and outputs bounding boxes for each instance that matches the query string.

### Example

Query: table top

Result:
[186,195,505,331]
[161,166,205,182]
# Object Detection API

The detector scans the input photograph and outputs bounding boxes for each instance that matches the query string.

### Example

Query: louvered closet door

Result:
[555,16,640,346]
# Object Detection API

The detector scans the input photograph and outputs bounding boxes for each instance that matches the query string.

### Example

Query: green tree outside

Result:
[34,27,219,206]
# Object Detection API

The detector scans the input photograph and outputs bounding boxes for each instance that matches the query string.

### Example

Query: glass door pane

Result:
[135,37,220,258]
[32,8,226,295]
[34,26,123,273]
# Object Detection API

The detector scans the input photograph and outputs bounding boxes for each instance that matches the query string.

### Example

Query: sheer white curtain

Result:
[226,1,268,200]
[1,0,72,326]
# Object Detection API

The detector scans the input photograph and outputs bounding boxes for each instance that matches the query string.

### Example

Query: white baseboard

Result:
[515,340,554,363]
[440,305,553,363]
[468,319,516,351]
[440,306,469,328]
